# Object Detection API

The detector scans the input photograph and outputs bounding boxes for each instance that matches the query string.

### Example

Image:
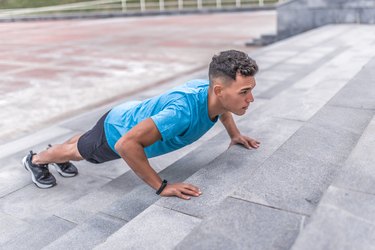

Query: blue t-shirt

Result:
[104,79,218,158]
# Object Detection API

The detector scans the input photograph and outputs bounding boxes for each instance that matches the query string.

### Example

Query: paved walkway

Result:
[0,10,276,144]
[1,23,374,249]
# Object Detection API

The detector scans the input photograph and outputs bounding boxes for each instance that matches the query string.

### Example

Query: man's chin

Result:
[234,109,247,116]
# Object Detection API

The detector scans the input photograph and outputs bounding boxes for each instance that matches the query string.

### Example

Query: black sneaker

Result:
[22,151,56,189]
[51,162,78,177]
[47,144,78,177]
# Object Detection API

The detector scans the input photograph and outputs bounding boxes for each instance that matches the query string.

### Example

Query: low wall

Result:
[277,0,375,39]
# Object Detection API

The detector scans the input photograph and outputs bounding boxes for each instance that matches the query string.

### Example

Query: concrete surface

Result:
[176,197,304,250]
[96,205,201,250]
[291,113,375,250]
[0,16,375,250]
[95,24,375,249]
[292,186,375,250]
[277,0,375,39]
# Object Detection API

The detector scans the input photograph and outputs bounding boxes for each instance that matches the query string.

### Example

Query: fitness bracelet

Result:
[156,179,168,195]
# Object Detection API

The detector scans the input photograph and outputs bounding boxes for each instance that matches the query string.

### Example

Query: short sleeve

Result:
[150,98,190,141]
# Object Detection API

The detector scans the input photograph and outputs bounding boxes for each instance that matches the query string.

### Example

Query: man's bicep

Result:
[125,118,162,147]
[151,105,190,141]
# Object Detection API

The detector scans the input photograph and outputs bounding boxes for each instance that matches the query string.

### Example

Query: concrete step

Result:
[39,133,229,249]
[2,24,374,249]
[27,106,272,248]
[0,68,216,247]
[1,216,75,250]
[44,149,223,249]
[93,25,375,249]
[38,95,271,249]
[29,32,326,249]
[174,57,375,249]
[43,23,356,248]
[0,79,202,248]
[0,121,228,249]
[291,115,375,250]
[0,22,352,210]
[43,213,126,250]
[292,186,375,250]
[0,93,251,249]
[95,120,302,249]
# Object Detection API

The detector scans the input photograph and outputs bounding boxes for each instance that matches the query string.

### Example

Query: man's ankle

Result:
[31,154,41,165]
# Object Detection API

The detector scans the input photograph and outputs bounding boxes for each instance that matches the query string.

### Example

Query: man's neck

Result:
[207,88,224,120]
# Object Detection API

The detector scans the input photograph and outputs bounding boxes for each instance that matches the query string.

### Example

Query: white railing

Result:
[0,0,281,17]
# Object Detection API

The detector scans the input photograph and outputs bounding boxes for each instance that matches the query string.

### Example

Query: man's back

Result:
[104,79,218,158]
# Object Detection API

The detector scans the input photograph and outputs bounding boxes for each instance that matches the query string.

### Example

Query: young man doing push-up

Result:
[23,50,260,200]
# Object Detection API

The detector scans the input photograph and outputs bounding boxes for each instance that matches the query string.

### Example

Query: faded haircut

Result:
[208,50,258,86]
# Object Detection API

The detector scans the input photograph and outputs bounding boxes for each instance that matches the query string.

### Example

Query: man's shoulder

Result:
[183,79,210,89]
[169,79,209,97]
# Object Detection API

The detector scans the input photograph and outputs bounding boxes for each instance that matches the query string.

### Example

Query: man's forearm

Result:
[115,140,162,190]
[220,112,241,138]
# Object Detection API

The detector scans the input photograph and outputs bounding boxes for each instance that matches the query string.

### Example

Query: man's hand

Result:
[229,135,260,149]
[160,183,202,200]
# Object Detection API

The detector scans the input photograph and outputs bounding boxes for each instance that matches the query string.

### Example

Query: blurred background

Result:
[0,0,279,14]
[0,0,278,144]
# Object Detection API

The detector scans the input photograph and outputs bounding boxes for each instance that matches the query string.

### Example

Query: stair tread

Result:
[333,116,375,193]
[2,24,375,249]
[1,216,75,250]
[291,114,375,249]
[291,186,375,250]
[43,213,126,250]
[96,205,201,250]
[232,106,373,215]
[94,27,375,248]
[176,197,305,250]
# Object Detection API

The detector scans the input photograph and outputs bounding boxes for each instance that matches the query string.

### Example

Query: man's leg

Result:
[22,134,83,188]
[32,134,84,165]
[24,111,112,188]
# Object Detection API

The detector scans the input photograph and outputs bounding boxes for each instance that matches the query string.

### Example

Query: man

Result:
[23,50,260,200]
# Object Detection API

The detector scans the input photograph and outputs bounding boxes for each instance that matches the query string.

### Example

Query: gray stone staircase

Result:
[1,24,375,249]
[291,101,375,248]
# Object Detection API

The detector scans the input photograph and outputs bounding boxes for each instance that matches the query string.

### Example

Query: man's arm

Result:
[115,118,201,200]
[220,111,260,149]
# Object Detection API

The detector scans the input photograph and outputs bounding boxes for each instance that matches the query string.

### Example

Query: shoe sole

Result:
[51,163,77,178]
[22,156,55,189]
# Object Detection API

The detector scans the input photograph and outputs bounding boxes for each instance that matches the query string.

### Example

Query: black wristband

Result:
[156,179,168,195]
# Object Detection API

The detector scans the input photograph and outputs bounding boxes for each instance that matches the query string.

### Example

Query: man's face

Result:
[217,74,256,116]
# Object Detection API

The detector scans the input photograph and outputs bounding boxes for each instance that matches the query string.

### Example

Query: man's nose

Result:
[246,92,254,103]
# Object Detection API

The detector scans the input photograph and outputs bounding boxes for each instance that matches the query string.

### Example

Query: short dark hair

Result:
[208,50,258,85]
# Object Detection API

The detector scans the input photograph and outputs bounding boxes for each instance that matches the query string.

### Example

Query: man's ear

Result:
[213,84,223,96]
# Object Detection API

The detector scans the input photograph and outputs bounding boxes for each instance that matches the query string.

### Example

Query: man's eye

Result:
[240,91,248,95]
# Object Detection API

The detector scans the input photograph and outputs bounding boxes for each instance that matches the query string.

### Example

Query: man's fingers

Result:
[167,183,202,200]
[181,184,202,197]
[250,140,260,149]
[181,188,200,197]
[183,184,201,194]
[176,191,191,200]
[242,139,251,149]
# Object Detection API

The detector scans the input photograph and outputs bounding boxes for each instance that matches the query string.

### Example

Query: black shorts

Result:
[77,111,121,164]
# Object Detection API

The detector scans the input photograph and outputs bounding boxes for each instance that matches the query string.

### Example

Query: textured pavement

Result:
[0,10,276,143]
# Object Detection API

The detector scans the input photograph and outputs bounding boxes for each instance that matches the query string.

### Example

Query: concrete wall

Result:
[277,0,375,39]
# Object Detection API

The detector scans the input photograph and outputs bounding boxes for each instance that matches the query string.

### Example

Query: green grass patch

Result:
[0,0,95,9]
[0,0,279,12]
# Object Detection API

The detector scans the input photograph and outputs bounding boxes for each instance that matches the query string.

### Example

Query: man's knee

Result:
[68,141,84,161]
[66,134,82,145]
